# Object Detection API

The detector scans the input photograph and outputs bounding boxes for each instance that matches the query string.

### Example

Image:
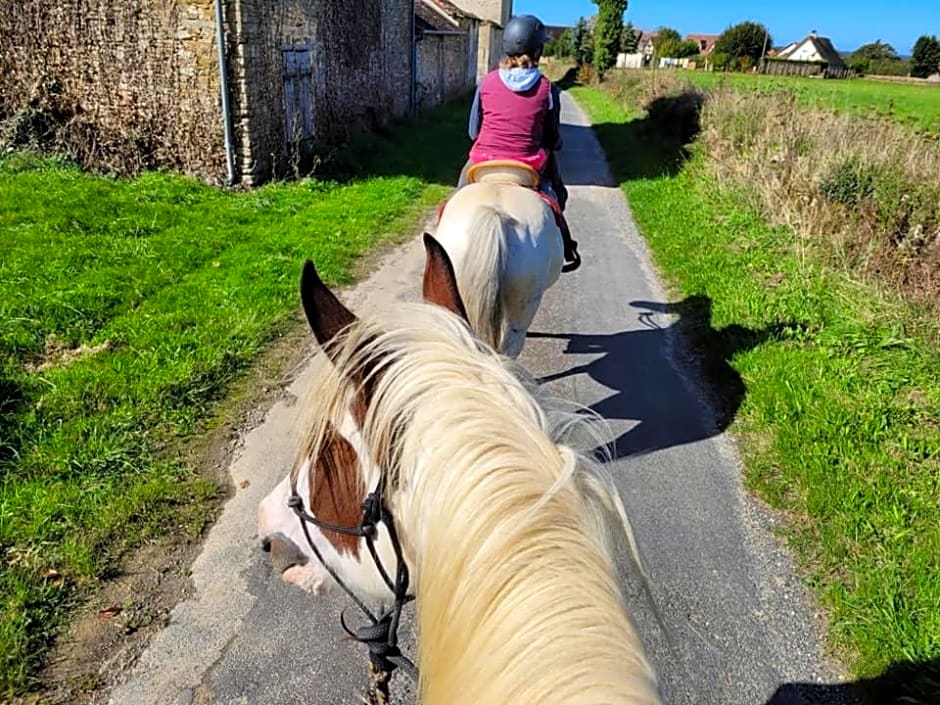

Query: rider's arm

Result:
[543,82,563,151]
[468,85,483,141]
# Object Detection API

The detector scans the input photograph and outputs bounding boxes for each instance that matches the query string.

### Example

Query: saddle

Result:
[438,159,565,227]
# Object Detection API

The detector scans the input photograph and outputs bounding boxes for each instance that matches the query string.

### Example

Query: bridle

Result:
[287,471,417,704]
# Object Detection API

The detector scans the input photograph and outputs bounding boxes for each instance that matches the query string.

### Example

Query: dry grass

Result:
[597,70,940,328]
[700,88,940,316]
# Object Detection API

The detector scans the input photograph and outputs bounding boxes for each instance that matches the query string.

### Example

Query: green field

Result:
[658,69,940,135]
[570,79,940,702]
[0,103,468,695]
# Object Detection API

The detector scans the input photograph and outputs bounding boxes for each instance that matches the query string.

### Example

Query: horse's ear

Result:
[422,233,469,323]
[300,260,357,351]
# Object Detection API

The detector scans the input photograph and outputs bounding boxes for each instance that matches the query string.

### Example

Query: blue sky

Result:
[513,0,938,55]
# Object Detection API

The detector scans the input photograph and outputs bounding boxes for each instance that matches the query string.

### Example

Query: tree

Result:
[654,26,682,49]
[657,37,699,59]
[713,21,772,68]
[851,40,899,63]
[592,0,628,75]
[572,16,594,66]
[848,40,903,75]
[911,35,940,78]
[649,27,681,58]
[544,28,574,59]
[621,21,639,53]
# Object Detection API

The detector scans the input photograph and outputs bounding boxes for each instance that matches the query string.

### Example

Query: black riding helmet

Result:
[502,14,549,57]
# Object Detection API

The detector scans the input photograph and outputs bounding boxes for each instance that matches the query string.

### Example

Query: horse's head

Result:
[257,234,467,598]
[257,236,662,704]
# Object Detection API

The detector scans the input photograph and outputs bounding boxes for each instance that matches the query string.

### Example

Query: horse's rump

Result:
[432,182,563,357]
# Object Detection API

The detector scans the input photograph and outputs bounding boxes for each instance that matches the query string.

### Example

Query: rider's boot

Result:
[559,215,581,273]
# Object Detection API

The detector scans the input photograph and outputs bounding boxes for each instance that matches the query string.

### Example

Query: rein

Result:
[287,475,418,704]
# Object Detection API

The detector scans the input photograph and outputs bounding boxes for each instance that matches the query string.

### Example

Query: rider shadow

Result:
[529,295,803,459]
[764,656,940,705]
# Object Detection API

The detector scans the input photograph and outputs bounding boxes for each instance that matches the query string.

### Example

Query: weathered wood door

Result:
[283,47,315,148]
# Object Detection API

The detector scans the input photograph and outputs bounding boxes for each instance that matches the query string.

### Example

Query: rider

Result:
[458,14,580,272]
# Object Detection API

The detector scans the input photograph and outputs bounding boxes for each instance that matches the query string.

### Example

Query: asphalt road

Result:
[107,93,853,705]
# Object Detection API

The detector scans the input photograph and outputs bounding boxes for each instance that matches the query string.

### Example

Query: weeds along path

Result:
[102,91,844,705]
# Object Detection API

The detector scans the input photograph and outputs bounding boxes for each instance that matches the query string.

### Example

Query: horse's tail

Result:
[454,205,509,353]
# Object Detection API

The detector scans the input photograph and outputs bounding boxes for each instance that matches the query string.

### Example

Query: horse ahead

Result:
[426,160,565,358]
[258,245,661,704]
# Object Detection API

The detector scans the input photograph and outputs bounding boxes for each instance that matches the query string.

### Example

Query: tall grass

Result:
[680,70,940,137]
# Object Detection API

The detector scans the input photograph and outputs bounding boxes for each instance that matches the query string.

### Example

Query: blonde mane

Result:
[299,302,661,705]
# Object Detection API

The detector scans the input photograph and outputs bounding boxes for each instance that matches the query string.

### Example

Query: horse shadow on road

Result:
[764,656,940,705]
[529,295,804,459]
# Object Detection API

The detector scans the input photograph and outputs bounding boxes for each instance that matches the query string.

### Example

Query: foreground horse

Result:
[258,241,660,704]
[427,162,565,358]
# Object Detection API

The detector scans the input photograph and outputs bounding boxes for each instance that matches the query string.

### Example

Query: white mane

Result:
[300,302,661,704]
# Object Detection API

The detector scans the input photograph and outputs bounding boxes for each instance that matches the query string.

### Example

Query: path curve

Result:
[106,92,848,705]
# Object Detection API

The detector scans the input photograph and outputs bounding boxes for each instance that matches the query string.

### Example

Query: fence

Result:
[761,59,854,79]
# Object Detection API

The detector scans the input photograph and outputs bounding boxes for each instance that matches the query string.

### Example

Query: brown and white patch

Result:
[306,422,365,557]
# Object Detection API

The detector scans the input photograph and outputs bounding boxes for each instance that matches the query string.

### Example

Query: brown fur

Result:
[308,423,365,557]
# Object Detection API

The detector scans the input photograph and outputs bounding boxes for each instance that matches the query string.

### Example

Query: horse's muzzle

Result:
[261,532,309,574]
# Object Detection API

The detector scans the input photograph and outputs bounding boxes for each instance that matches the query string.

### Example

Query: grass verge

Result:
[568,78,939,701]
[0,101,469,695]
[674,69,940,137]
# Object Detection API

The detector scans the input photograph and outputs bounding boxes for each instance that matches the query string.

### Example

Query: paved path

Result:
[107,93,848,705]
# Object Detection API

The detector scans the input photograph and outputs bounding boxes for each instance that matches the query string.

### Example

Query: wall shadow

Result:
[765,657,940,705]
[299,96,474,187]
[529,295,803,458]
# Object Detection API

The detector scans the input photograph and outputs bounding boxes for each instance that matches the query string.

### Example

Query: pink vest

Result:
[469,70,551,171]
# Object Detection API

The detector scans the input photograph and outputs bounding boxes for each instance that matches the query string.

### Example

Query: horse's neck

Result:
[412,478,661,705]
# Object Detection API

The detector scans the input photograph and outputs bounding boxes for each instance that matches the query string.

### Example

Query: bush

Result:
[820,157,876,208]
[577,63,598,85]
[645,90,706,144]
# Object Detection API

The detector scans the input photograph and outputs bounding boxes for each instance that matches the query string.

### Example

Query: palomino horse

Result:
[258,238,661,704]
[427,160,565,358]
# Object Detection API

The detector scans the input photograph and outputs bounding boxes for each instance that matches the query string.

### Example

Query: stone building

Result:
[442,0,512,79]
[414,0,480,110]
[0,0,415,185]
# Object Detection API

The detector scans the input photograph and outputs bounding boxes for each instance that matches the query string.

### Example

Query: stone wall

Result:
[446,0,510,26]
[229,0,414,185]
[416,31,476,112]
[476,22,504,77]
[444,0,509,78]
[0,0,226,181]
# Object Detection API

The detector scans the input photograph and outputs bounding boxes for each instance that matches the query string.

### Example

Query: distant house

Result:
[764,31,852,78]
[545,25,570,41]
[685,33,719,55]
[635,30,658,58]
[774,32,846,67]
